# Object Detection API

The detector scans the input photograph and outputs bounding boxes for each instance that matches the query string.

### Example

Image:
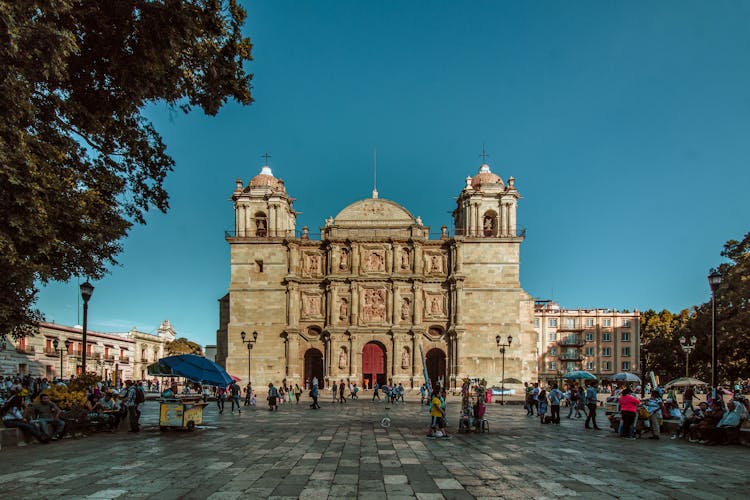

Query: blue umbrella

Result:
[152,354,233,387]
[563,370,597,381]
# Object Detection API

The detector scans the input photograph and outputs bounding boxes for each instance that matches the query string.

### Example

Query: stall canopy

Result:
[147,354,232,387]
[562,370,597,381]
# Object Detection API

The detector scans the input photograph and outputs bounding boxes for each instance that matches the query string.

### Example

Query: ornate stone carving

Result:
[339,346,348,369]
[401,347,410,369]
[301,293,322,318]
[400,247,410,270]
[429,254,442,273]
[302,253,322,276]
[339,248,349,271]
[425,293,445,317]
[338,298,348,321]
[400,297,410,321]
[362,288,387,322]
[364,249,385,272]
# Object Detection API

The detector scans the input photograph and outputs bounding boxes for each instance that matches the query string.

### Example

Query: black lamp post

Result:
[679,335,697,378]
[79,281,94,375]
[240,331,258,383]
[496,334,513,405]
[708,270,722,394]
[323,332,331,388]
[53,338,73,379]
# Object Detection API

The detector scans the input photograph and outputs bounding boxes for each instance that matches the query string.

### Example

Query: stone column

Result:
[236,204,244,236]
[455,281,463,325]
[392,285,400,325]
[455,242,463,273]
[410,332,417,386]
[413,283,422,325]
[509,201,517,235]
[352,244,360,274]
[289,283,299,327]
[326,284,334,327]
[388,286,395,326]
[414,243,423,275]
[475,203,480,236]
[351,283,359,325]
[289,334,300,382]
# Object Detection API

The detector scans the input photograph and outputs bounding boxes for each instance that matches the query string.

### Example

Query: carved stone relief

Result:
[424,292,445,318]
[400,297,411,321]
[361,288,387,323]
[363,249,386,272]
[338,248,349,271]
[301,293,323,318]
[401,346,410,369]
[338,298,348,322]
[302,253,322,276]
[400,247,410,270]
[339,346,348,369]
[427,253,443,273]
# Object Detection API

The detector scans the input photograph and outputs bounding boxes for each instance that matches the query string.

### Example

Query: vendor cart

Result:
[159,396,207,432]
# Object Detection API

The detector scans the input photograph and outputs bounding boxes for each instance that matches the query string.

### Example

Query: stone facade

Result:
[0,320,176,382]
[217,162,538,389]
[534,301,641,382]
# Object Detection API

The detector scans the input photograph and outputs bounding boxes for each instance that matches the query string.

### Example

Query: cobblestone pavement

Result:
[1,396,747,499]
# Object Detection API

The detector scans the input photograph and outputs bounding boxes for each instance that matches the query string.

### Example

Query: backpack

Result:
[135,387,146,404]
[270,387,278,397]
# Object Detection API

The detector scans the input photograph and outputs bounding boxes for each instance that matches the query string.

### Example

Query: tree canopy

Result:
[0,0,253,337]
[165,337,204,356]
[641,231,750,385]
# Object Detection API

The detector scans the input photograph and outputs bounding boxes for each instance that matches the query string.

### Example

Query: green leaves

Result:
[0,0,253,337]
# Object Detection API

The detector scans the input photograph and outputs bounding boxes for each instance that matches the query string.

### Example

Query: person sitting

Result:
[712,400,747,445]
[85,394,112,431]
[99,390,121,430]
[690,401,724,444]
[161,382,179,399]
[2,391,48,443]
[25,393,65,441]
[680,401,708,440]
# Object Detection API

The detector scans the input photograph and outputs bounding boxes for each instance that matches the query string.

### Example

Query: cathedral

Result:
[216,161,538,390]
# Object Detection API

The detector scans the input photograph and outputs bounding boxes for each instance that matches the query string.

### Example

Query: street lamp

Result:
[495,335,513,405]
[79,280,94,375]
[708,270,722,394]
[240,331,258,383]
[52,338,73,379]
[679,335,697,378]
[322,332,331,387]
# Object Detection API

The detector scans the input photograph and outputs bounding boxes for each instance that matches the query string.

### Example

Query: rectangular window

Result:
[534,318,540,328]
[549,347,557,356]
[603,318,612,327]
[548,333,557,342]
[602,332,611,342]
[586,361,594,370]
[585,318,594,327]
[585,347,594,356]
[564,318,575,328]
[549,318,558,327]
[621,331,631,342]
[622,347,631,357]
[548,361,557,371]
[602,347,611,357]
[585,332,594,342]
[622,361,631,371]
[603,361,611,370]
[622,319,631,327]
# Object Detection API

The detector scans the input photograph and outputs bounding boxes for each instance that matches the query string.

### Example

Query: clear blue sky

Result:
[37,1,750,347]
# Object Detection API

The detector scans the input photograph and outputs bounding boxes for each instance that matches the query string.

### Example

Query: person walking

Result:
[372,382,381,401]
[682,385,695,415]
[267,383,279,411]
[229,381,242,414]
[338,379,347,403]
[124,380,140,433]
[618,388,639,439]
[244,382,253,406]
[332,380,338,403]
[548,383,563,424]
[310,383,320,409]
[584,382,600,430]
[420,384,427,405]
[216,386,226,414]
[294,384,302,404]
[538,389,548,424]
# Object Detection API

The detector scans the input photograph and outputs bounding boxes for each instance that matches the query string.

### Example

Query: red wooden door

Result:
[362,343,386,386]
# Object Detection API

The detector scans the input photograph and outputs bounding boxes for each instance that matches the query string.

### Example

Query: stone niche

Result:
[423,291,446,319]
[337,291,351,326]
[361,246,387,274]
[396,245,412,273]
[424,250,446,275]
[398,294,413,324]
[360,287,387,324]
[301,251,324,277]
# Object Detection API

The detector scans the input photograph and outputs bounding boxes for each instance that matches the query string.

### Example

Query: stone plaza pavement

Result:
[0,396,747,499]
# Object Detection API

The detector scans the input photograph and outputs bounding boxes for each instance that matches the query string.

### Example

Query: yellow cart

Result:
[158,396,207,432]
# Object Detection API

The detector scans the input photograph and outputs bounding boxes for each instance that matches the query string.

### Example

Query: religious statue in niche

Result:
[429,295,443,315]
[401,347,410,369]
[339,298,348,321]
[365,250,385,272]
[339,248,349,271]
[483,215,495,236]
[430,254,442,273]
[362,288,387,322]
[308,254,320,275]
[400,248,410,270]
[400,297,410,321]
[339,346,348,369]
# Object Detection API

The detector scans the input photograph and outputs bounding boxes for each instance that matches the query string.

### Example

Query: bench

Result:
[738,422,750,446]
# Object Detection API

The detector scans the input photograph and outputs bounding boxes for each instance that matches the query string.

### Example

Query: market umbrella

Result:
[149,354,232,387]
[664,377,708,388]
[230,375,241,382]
[611,372,641,383]
[562,370,597,381]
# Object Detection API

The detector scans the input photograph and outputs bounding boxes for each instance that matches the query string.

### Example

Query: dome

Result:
[248,166,285,191]
[471,163,503,189]
[333,198,415,227]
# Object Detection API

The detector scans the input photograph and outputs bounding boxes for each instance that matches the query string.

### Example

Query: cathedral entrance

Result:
[425,348,447,390]
[303,348,324,389]
[362,342,387,389]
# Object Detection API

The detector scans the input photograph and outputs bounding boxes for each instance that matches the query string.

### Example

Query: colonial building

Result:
[217,161,538,389]
[533,300,641,383]
[0,320,176,382]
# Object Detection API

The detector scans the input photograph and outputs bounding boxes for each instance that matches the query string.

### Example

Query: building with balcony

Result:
[0,320,177,383]
[533,300,640,384]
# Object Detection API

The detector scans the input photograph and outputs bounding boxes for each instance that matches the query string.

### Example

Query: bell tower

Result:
[232,164,297,238]
[453,162,519,238]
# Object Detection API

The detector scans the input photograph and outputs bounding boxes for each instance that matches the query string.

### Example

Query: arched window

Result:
[483,210,498,237]
[254,211,267,236]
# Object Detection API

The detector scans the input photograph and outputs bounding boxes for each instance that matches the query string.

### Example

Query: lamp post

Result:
[79,281,94,375]
[52,338,73,379]
[679,336,697,378]
[495,334,513,405]
[708,270,722,394]
[240,331,258,383]
[323,332,331,388]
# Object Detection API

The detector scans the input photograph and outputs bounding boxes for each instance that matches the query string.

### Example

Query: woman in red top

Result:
[619,388,640,439]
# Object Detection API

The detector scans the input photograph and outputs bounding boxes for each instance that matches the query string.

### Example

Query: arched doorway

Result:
[362,342,387,389]
[425,348,447,390]
[304,348,324,389]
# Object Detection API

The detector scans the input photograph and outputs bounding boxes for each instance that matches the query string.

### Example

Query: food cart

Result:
[158,395,207,432]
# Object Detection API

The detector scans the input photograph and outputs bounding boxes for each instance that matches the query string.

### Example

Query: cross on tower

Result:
[479,145,490,163]
[261,152,272,165]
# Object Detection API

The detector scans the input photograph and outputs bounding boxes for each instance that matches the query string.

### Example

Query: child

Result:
[538,389,548,424]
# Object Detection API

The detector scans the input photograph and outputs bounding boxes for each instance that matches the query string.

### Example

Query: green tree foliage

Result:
[641,231,750,385]
[166,337,204,356]
[0,0,253,338]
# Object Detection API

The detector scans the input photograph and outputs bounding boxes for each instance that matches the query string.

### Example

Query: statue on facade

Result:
[339,248,349,270]
[339,347,348,369]
[401,347,410,369]
[400,248,410,269]
[309,254,320,274]
[430,255,441,272]
[430,296,442,314]
[339,299,348,321]
[400,297,410,320]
